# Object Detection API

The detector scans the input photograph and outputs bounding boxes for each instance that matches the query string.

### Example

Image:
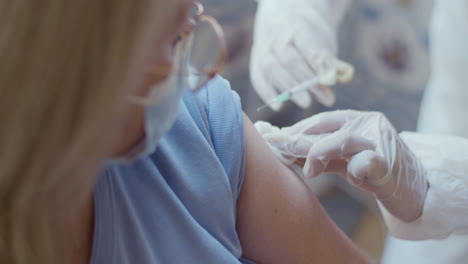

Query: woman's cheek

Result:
[136,47,175,100]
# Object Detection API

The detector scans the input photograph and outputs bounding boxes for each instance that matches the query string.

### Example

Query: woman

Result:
[0,0,372,263]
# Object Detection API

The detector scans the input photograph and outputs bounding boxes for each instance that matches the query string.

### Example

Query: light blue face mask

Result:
[119,75,185,162]
[109,32,202,162]
[109,33,194,163]
[140,84,184,156]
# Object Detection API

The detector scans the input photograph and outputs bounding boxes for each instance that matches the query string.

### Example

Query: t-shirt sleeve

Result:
[191,75,246,201]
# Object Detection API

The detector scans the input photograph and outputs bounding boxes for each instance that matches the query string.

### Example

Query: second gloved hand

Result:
[251,0,354,110]
[257,110,429,222]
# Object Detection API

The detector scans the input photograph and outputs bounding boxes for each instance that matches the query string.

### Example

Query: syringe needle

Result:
[256,104,270,112]
[256,92,292,112]
[256,77,320,112]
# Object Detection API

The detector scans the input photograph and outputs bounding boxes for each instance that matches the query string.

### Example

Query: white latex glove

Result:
[379,133,468,240]
[255,120,329,165]
[418,0,468,137]
[256,110,429,223]
[251,0,354,111]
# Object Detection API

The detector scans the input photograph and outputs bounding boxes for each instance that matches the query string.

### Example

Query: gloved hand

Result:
[256,110,429,222]
[255,120,329,165]
[250,0,354,111]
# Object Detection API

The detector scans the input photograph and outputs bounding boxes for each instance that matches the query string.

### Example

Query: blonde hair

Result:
[0,0,174,263]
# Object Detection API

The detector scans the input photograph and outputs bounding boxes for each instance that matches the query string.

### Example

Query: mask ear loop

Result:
[183,33,222,93]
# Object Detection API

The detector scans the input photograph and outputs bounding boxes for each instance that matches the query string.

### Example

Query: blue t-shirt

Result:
[90,76,255,264]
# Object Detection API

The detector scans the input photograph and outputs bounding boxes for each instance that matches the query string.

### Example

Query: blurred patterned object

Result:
[357,12,429,92]
[330,0,432,131]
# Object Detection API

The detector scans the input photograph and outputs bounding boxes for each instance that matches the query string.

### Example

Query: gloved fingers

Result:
[311,54,355,87]
[283,110,358,135]
[346,150,389,188]
[294,158,306,167]
[307,55,353,107]
[250,55,282,111]
[281,112,341,136]
[303,131,376,178]
[274,46,315,109]
[277,44,318,84]
[294,13,335,55]
[295,32,335,77]
[254,121,281,135]
[263,135,296,155]
[308,84,336,107]
[295,159,348,177]
[285,133,328,158]
[315,53,339,86]
[292,25,353,105]
[275,46,338,109]
[290,90,312,109]
[322,160,348,176]
[289,23,333,82]
[264,133,324,161]
[267,58,312,109]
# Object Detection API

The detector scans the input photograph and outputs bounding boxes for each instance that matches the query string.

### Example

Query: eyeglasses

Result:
[131,1,227,105]
[182,1,227,92]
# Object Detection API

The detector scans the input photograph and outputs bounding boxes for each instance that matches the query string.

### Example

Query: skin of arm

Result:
[236,113,372,264]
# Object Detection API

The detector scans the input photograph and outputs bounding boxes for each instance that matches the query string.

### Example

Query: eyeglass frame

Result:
[130,1,228,106]
[185,1,227,93]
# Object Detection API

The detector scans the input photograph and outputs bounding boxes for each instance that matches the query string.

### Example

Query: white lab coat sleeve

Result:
[418,0,468,137]
[378,132,468,240]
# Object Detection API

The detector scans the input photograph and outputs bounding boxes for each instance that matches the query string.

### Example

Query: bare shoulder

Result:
[236,113,371,264]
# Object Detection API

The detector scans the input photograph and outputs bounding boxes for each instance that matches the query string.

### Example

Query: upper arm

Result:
[236,113,371,264]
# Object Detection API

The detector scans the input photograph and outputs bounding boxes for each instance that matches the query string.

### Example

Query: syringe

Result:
[257,77,319,112]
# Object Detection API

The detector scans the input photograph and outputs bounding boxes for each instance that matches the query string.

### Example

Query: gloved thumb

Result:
[346,150,392,193]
